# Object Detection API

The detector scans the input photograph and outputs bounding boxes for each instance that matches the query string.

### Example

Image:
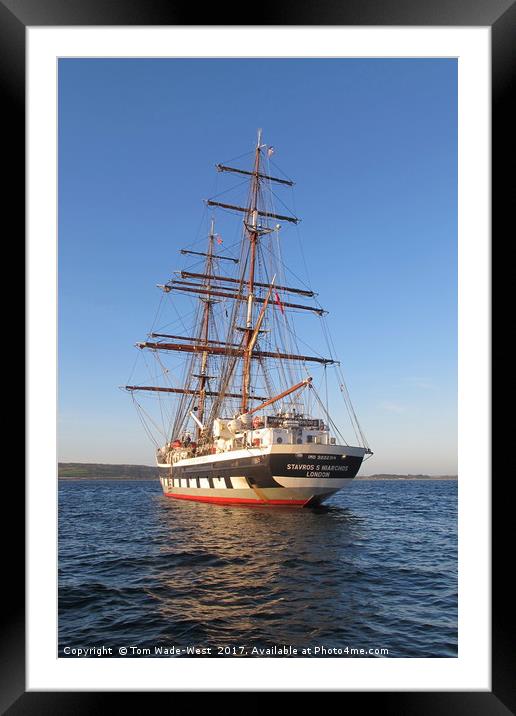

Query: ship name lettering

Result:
[286,462,349,472]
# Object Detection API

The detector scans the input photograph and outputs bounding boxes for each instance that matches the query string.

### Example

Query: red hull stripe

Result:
[164,492,307,506]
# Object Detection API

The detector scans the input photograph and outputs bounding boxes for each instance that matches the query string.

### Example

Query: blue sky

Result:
[58,58,457,473]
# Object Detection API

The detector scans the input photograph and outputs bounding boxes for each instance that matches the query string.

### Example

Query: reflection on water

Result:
[150,499,366,647]
[59,480,457,657]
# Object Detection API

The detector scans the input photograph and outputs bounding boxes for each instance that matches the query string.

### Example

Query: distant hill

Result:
[357,473,457,480]
[58,463,157,480]
[58,463,457,481]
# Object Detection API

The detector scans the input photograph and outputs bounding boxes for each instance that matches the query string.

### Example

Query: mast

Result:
[195,218,215,439]
[241,129,262,414]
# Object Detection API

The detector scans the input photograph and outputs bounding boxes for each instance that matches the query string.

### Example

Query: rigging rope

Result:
[126,142,370,453]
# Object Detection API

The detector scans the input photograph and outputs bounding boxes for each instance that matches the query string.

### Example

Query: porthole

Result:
[277,437,283,444]
[296,438,302,444]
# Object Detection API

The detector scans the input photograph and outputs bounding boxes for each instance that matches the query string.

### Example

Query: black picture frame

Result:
[6,0,509,709]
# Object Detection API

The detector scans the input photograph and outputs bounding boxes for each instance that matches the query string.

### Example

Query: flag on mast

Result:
[274,290,285,315]
[215,234,223,245]
[267,146,275,157]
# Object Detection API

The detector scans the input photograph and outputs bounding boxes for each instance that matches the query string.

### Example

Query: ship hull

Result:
[158,444,366,507]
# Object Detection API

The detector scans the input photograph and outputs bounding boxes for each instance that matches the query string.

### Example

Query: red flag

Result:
[274,290,285,315]
[215,234,223,245]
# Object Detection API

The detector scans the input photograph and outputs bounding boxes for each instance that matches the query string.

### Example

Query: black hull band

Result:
[158,451,363,490]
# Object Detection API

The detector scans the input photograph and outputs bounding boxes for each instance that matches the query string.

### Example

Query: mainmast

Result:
[240,129,263,414]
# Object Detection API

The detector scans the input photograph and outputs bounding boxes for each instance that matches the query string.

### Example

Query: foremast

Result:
[195,218,216,439]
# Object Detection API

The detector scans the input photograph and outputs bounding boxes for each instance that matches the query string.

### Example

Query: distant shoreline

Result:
[58,463,457,481]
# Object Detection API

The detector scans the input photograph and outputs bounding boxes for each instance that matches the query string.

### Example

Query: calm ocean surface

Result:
[58,479,457,658]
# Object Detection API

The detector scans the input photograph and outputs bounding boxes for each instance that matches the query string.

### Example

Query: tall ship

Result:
[125,131,372,506]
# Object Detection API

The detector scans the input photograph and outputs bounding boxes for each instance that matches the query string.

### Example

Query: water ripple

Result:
[59,480,457,657]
